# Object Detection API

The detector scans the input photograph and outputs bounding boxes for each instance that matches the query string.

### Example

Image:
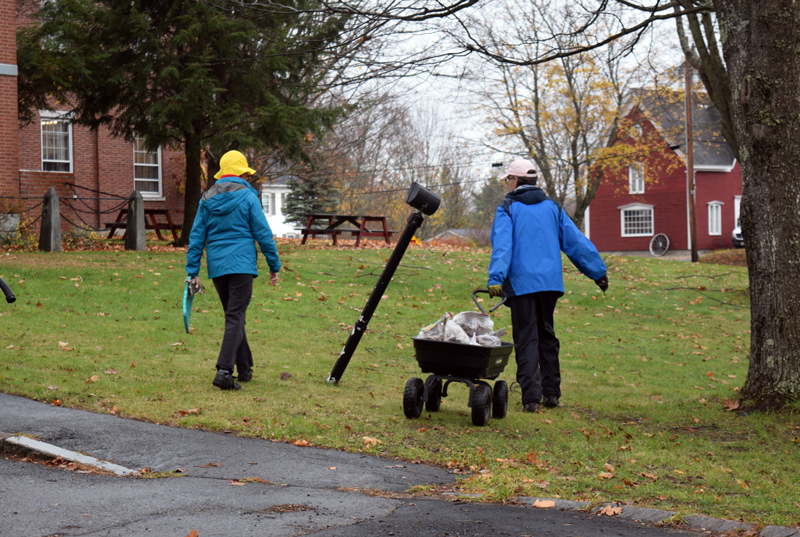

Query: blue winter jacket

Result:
[185,177,281,279]
[488,185,606,297]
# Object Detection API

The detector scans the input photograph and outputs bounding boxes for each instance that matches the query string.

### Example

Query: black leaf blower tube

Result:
[0,277,15,304]
[327,182,440,384]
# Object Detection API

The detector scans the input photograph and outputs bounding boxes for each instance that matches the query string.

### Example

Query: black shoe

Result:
[543,395,560,408]
[213,370,241,391]
[522,402,539,413]
[237,369,252,383]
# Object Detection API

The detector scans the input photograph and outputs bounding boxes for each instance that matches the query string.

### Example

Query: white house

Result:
[260,176,299,238]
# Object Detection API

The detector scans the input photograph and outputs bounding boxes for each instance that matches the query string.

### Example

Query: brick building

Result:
[0,0,18,201]
[586,90,741,255]
[1,0,185,237]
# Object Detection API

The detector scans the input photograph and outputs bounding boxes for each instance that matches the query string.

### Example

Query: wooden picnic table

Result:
[300,214,396,247]
[105,208,179,241]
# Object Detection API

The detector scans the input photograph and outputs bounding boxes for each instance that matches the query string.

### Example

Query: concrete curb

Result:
[517,497,799,537]
[0,432,138,476]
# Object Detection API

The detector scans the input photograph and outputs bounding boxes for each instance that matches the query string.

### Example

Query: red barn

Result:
[586,90,741,255]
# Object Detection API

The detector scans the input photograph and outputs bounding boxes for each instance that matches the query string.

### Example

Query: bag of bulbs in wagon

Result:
[416,312,507,347]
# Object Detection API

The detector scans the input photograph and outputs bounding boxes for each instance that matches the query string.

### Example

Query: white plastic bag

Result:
[417,311,506,347]
[451,311,494,337]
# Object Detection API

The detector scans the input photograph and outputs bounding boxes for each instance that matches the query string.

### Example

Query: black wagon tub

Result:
[404,297,514,428]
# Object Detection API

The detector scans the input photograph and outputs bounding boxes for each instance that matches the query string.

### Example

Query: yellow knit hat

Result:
[214,150,256,179]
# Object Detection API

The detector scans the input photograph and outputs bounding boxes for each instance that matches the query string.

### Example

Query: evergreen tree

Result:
[283,175,339,227]
[17,0,350,244]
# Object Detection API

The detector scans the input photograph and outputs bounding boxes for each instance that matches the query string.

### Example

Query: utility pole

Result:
[685,57,698,263]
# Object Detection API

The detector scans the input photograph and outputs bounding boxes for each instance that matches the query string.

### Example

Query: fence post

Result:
[125,190,146,251]
[38,188,62,252]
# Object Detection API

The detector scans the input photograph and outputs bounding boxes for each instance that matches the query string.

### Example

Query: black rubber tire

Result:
[492,380,509,419]
[425,378,443,412]
[403,377,424,419]
[471,384,492,427]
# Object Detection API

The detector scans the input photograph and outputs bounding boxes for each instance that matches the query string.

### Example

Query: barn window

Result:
[708,201,723,236]
[628,163,645,194]
[619,203,654,237]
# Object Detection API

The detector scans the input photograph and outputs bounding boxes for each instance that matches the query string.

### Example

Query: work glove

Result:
[594,275,609,293]
[186,276,205,296]
[488,285,505,298]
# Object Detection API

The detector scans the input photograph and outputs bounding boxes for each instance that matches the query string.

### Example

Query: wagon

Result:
[402,291,513,426]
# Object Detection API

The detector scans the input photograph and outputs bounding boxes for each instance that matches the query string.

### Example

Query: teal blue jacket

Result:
[488,185,605,297]
[185,177,281,279]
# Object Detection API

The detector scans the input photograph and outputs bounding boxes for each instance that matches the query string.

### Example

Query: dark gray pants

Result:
[212,273,254,375]
[508,292,561,405]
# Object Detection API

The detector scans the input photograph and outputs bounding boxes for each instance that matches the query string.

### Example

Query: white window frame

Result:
[708,201,723,236]
[619,203,654,237]
[40,110,73,173]
[133,138,163,197]
[734,195,742,227]
[628,162,645,194]
[261,190,272,215]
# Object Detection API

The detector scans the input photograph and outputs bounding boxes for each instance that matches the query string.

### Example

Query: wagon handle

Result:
[472,289,506,315]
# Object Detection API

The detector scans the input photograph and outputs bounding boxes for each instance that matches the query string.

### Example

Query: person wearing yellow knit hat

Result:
[186,150,281,390]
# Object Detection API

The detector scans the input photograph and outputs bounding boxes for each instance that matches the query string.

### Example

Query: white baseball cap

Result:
[500,159,538,181]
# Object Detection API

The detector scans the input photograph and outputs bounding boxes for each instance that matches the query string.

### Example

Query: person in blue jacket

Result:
[186,150,281,391]
[488,159,608,412]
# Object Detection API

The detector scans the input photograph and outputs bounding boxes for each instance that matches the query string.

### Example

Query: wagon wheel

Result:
[649,234,670,257]
[471,384,493,427]
[403,377,424,419]
[492,380,509,419]
[425,378,443,412]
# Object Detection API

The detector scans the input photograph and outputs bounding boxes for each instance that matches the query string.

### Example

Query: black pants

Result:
[507,292,561,405]
[212,273,254,375]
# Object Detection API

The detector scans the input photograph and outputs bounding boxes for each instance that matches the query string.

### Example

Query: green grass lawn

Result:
[1,240,797,527]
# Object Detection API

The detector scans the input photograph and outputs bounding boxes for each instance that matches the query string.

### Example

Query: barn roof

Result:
[626,89,736,172]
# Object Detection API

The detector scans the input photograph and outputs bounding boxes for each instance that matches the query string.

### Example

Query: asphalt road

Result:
[0,392,790,537]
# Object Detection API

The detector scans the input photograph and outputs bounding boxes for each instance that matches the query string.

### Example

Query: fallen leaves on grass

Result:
[363,436,382,448]
[724,399,740,411]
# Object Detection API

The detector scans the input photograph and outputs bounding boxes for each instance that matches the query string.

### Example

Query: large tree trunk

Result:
[717,2,800,409]
[178,134,203,247]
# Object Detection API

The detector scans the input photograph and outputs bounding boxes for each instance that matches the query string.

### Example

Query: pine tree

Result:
[17,0,349,244]
[283,175,339,227]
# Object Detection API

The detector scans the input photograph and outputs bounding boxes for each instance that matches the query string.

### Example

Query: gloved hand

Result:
[488,285,505,298]
[187,276,205,296]
[594,275,609,293]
